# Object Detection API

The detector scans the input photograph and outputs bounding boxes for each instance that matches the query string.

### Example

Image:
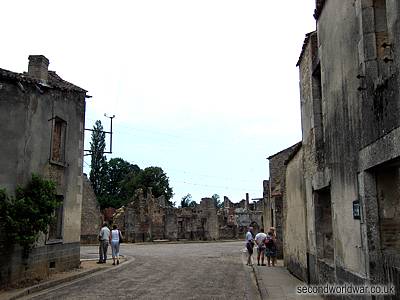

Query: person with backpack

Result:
[255,228,267,266]
[265,227,277,267]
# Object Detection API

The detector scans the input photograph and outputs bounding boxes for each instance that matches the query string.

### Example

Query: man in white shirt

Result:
[98,223,111,264]
[245,227,254,266]
[255,228,267,266]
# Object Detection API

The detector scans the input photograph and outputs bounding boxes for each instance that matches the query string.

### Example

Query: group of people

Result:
[245,226,277,267]
[97,223,124,265]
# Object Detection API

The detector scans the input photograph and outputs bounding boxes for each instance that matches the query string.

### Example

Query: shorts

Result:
[246,242,253,255]
[265,247,277,257]
[257,246,266,254]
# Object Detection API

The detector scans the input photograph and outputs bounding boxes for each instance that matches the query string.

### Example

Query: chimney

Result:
[245,193,249,209]
[28,55,49,82]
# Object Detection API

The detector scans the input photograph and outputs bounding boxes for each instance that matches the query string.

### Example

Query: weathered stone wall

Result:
[315,0,367,282]
[80,174,102,244]
[284,147,308,281]
[113,191,263,242]
[0,56,86,286]
[284,0,400,291]
[0,242,80,287]
[267,143,301,259]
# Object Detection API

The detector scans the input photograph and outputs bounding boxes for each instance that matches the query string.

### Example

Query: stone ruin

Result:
[80,174,103,244]
[112,189,263,242]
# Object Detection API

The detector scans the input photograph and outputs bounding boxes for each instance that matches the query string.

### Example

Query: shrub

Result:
[0,174,61,252]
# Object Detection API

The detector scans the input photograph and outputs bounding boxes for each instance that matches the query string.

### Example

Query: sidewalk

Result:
[252,261,323,299]
[0,258,129,300]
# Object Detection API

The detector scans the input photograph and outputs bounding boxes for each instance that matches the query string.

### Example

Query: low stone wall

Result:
[0,242,80,288]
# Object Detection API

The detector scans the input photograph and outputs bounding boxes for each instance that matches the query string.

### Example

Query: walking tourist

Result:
[98,223,110,264]
[110,224,123,265]
[245,226,255,266]
[255,228,267,266]
[265,227,277,267]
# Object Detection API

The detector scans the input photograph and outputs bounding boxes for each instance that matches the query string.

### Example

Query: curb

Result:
[251,265,268,300]
[240,249,263,300]
[7,256,133,300]
[81,239,241,247]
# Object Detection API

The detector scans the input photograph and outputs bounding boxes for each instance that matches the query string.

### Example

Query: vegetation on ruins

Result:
[94,159,174,209]
[180,193,197,208]
[0,174,61,253]
[89,120,107,196]
[212,194,224,209]
[123,166,174,206]
[97,158,141,209]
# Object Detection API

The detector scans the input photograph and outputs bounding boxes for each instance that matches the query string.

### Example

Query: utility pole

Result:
[84,114,115,156]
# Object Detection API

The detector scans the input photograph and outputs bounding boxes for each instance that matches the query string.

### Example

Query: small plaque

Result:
[353,200,361,220]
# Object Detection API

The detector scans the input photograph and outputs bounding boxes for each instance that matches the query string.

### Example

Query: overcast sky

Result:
[2,0,316,205]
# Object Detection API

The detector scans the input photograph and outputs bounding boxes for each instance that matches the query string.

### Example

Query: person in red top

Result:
[265,227,277,267]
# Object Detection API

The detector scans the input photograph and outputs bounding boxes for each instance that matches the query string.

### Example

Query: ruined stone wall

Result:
[80,174,102,244]
[199,198,218,240]
[113,191,263,243]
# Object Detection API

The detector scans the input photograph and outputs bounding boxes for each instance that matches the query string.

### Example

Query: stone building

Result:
[265,143,301,259]
[112,190,263,242]
[80,174,103,244]
[0,55,87,286]
[283,0,400,296]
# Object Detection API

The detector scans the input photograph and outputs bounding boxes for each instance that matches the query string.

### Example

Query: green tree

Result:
[211,193,223,208]
[89,120,107,196]
[124,166,174,206]
[180,193,192,208]
[98,158,141,209]
[188,200,197,207]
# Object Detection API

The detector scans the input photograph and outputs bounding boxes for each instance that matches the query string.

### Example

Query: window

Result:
[312,63,324,163]
[51,117,67,164]
[315,187,334,262]
[375,165,400,252]
[47,195,64,242]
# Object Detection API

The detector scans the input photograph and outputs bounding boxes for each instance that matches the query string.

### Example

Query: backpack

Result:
[265,237,273,248]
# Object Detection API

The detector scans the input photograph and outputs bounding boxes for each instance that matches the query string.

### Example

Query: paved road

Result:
[26,241,259,300]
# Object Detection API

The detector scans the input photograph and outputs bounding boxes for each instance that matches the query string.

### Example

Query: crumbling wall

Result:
[113,191,263,242]
[80,174,102,244]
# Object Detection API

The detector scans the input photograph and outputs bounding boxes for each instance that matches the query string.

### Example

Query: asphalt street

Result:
[24,241,259,300]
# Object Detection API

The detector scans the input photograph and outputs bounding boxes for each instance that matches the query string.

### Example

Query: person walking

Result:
[255,228,267,266]
[110,224,123,265]
[245,226,255,266]
[265,227,277,267]
[98,223,110,264]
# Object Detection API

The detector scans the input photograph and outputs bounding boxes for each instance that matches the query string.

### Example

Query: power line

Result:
[173,180,260,193]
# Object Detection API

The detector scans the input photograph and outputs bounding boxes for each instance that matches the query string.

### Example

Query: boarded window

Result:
[51,117,66,163]
[48,195,64,241]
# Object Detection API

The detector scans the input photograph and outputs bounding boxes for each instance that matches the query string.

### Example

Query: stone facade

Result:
[282,0,400,296]
[80,174,103,244]
[0,55,87,286]
[266,143,301,260]
[113,190,263,242]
